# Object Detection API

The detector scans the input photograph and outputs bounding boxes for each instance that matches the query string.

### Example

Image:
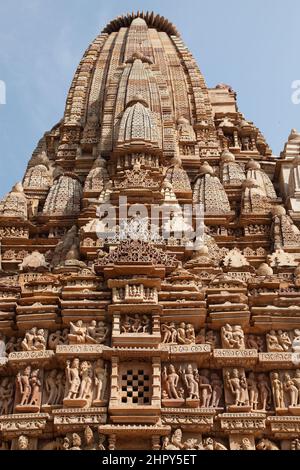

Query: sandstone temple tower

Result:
[1,11,300,451]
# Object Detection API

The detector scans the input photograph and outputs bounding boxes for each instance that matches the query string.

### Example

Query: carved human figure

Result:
[45,370,59,406]
[162,365,180,400]
[69,433,82,451]
[121,315,132,333]
[210,373,223,408]
[247,373,259,410]
[283,373,298,407]
[256,439,280,451]
[84,426,96,451]
[98,434,106,451]
[164,429,184,450]
[79,361,93,400]
[291,439,300,451]
[68,321,87,345]
[56,371,65,405]
[0,333,6,357]
[177,323,187,344]
[292,370,300,405]
[6,337,22,354]
[21,328,37,351]
[29,369,41,406]
[271,372,285,409]
[65,359,81,400]
[195,329,206,345]
[86,321,109,344]
[48,329,68,350]
[246,335,264,352]
[132,315,143,333]
[17,435,29,451]
[161,323,177,344]
[94,360,108,402]
[181,365,199,400]
[240,438,253,451]
[206,330,218,349]
[202,437,227,451]
[266,330,284,352]
[221,324,245,349]
[186,324,196,344]
[16,366,32,406]
[226,369,248,407]
[0,377,14,414]
[257,374,271,411]
[197,370,212,407]
[278,330,292,352]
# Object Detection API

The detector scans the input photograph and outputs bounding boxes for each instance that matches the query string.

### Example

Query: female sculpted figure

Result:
[271,372,285,409]
[226,369,248,406]
[247,373,259,410]
[283,373,298,407]
[79,361,93,401]
[257,374,271,411]
[210,373,223,408]
[94,360,108,402]
[182,365,199,400]
[162,365,180,399]
[197,370,212,407]
[30,369,41,406]
[68,321,87,344]
[45,370,58,405]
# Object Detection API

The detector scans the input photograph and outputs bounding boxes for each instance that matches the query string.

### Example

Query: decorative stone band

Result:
[268,416,300,436]
[53,408,107,433]
[219,413,267,433]
[213,349,258,367]
[8,351,54,367]
[0,413,49,438]
[161,408,215,430]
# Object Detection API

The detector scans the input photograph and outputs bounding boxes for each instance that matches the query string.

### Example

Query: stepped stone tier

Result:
[1,11,300,452]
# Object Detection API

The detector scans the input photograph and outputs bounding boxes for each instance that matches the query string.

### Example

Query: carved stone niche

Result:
[270,369,300,415]
[162,428,228,450]
[14,366,43,413]
[108,278,160,304]
[41,368,65,411]
[67,320,110,346]
[109,356,161,425]
[229,435,255,451]
[111,309,161,347]
[161,363,224,411]
[63,358,109,409]
[223,368,251,413]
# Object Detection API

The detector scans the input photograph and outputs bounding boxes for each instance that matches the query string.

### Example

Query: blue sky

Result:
[0,0,299,198]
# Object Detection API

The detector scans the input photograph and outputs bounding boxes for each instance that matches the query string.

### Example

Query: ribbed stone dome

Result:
[116,96,160,151]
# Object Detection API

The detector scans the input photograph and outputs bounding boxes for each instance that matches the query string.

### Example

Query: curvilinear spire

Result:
[0,11,300,451]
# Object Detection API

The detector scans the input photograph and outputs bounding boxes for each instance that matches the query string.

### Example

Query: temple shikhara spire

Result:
[1,11,300,451]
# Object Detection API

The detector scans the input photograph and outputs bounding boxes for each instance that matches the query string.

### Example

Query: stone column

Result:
[152,357,161,407]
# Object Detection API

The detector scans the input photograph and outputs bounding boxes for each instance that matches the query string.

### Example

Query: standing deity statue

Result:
[94,360,108,402]
[257,374,271,411]
[181,365,199,400]
[65,359,81,400]
[197,370,212,407]
[283,373,298,407]
[162,365,180,400]
[225,369,249,407]
[271,372,285,409]
[247,373,259,411]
